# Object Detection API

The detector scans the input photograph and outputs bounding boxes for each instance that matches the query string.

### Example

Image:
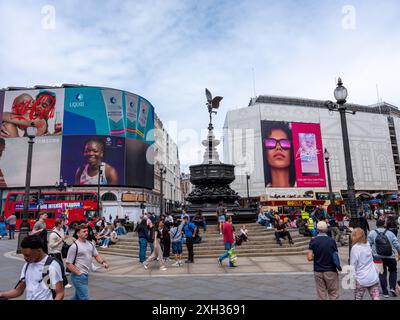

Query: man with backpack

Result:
[368,219,400,298]
[66,223,109,300]
[0,235,65,300]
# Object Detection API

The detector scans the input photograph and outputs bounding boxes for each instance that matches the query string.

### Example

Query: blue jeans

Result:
[70,273,89,300]
[219,242,234,267]
[139,238,147,263]
[101,238,111,247]
[9,225,15,239]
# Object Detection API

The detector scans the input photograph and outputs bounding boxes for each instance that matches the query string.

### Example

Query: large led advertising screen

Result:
[261,120,326,188]
[0,87,155,189]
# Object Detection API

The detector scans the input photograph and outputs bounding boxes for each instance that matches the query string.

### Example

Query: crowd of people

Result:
[306,208,400,300]
[0,215,109,300]
[135,209,205,270]
[3,201,400,301]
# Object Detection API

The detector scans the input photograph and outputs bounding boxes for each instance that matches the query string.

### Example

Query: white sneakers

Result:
[160,266,167,271]
[143,263,148,270]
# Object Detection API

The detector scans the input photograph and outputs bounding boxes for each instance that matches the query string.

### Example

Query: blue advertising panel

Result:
[137,96,155,143]
[63,87,109,135]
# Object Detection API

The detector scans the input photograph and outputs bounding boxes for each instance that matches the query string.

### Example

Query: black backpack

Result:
[18,256,68,299]
[375,230,393,256]
[51,231,71,259]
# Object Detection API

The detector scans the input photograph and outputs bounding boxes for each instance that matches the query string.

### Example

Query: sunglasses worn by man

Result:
[264,138,291,150]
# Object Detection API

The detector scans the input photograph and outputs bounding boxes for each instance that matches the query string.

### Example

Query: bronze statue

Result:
[205,88,223,129]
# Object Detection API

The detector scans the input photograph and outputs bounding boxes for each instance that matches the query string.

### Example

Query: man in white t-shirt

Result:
[0,235,64,300]
[66,223,108,300]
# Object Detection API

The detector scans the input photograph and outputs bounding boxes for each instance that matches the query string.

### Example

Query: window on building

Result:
[362,153,372,182]
[330,153,340,181]
[351,156,358,182]
[101,192,117,201]
[380,165,388,182]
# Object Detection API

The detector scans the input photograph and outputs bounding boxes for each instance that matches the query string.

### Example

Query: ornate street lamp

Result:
[324,148,336,215]
[16,123,38,253]
[325,78,358,262]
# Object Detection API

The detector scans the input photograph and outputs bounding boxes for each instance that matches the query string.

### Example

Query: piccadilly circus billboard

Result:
[260,120,326,188]
[0,86,155,189]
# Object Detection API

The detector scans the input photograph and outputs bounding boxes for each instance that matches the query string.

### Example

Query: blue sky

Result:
[1,0,400,171]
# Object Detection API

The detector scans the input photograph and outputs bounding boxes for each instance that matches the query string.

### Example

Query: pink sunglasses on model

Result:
[264,138,291,150]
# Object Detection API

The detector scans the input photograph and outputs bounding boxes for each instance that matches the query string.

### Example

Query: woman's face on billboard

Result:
[84,141,104,166]
[265,129,291,169]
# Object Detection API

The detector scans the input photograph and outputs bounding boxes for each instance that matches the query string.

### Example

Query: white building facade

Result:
[223,96,399,198]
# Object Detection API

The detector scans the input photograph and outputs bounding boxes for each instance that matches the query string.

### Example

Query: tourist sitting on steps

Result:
[274,219,294,246]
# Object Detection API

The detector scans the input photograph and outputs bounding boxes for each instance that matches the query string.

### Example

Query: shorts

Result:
[172,242,183,254]
[218,215,226,223]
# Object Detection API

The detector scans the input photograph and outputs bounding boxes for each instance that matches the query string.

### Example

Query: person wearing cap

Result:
[307,221,340,300]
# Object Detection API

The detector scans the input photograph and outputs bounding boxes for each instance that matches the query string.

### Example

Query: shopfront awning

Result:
[356,192,373,199]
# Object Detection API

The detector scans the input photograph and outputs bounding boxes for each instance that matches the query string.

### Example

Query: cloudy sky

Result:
[1,0,399,171]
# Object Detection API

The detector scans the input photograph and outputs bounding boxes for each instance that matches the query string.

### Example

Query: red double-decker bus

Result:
[3,191,99,230]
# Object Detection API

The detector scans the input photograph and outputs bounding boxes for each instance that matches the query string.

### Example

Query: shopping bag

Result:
[228,247,237,266]
[373,259,384,274]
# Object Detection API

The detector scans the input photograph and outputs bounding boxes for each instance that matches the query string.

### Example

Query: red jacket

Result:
[223,222,234,244]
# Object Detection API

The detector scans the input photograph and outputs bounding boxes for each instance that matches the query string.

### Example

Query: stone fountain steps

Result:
[98,223,310,258]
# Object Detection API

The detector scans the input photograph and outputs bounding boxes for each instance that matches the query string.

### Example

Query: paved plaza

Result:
[1,233,399,300]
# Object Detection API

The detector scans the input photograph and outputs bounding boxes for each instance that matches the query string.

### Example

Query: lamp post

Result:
[159,164,166,215]
[246,173,250,207]
[97,164,102,218]
[17,124,38,254]
[325,78,358,261]
[324,149,336,215]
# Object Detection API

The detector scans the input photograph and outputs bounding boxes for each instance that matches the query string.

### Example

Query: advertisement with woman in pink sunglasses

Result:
[261,120,326,188]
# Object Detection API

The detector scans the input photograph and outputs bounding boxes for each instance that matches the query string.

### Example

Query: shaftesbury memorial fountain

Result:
[186,89,256,221]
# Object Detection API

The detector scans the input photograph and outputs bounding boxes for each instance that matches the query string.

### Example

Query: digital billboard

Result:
[2,89,64,138]
[261,120,326,188]
[125,138,154,189]
[0,136,62,187]
[63,87,155,142]
[0,86,155,189]
[291,122,326,187]
[60,135,125,186]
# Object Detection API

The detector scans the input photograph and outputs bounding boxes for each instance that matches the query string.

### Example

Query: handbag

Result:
[373,259,384,274]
